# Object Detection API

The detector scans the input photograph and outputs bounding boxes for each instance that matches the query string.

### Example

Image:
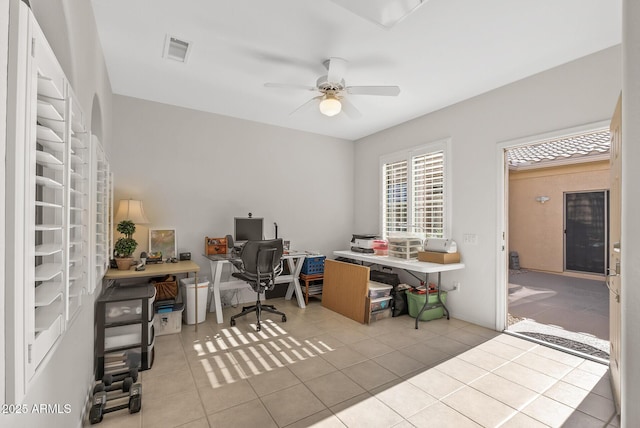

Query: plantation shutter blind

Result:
[383,160,408,236]
[412,151,445,238]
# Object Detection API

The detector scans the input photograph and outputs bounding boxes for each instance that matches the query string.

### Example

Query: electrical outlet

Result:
[452,281,461,292]
[463,234,478,245]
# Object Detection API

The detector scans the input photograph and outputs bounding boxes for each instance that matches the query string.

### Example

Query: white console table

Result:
[333,250,465,329]
[205,252,307,324]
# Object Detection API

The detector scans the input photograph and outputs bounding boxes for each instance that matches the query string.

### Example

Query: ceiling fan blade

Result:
[289,96,323,116]
[340,97,362,119]
[265,82,317,91]
[345,85,401,96]
[326,57,348,83]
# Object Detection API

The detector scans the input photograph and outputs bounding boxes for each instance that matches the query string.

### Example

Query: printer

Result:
[350,234,388,255]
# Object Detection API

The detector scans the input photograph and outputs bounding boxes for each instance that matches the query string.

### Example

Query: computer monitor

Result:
[234,217,264,243]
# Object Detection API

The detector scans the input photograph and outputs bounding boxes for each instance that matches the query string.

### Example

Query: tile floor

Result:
[87,298,620,428]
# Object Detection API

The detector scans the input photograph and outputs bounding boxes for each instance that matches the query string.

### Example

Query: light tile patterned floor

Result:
[86,298,620,428]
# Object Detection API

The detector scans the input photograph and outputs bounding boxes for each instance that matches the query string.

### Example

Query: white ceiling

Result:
[90,0,622,141]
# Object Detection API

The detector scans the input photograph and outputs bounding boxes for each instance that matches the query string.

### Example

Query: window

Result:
[381,140,450,239]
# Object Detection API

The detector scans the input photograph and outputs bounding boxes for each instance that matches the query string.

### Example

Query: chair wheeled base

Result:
[229,299,287,331]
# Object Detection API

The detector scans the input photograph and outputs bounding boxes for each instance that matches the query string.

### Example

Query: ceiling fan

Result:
[264,57,400,118]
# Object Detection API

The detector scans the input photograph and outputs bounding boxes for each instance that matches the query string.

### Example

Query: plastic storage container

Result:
[154,303,184,336]
[368,308,391,323]
[180,277,209,325]
[370,296,392,312]
[388,237,423,260]
[406,290,448,321]
[301,255,326,275]
[368,281,393,298]
[372,239,389,256]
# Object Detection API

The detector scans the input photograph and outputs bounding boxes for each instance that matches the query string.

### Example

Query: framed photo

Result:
[149,228,177,259]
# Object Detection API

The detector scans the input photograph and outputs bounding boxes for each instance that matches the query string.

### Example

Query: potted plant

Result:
[114,220,138,270]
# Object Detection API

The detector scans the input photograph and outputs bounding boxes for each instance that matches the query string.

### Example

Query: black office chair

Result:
[229,239,287,331]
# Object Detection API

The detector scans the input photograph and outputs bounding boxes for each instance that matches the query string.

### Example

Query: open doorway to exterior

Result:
[504,127,611,361]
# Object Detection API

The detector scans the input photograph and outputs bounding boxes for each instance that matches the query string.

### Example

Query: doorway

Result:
[499,125,611,360]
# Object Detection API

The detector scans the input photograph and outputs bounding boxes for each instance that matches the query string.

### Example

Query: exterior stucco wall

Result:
[509,160,609,274]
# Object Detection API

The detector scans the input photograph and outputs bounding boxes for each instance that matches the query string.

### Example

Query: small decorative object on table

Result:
[205,237,227,255]
[146,252,163,264]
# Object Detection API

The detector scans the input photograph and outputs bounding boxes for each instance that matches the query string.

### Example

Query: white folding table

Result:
[333,250,465,329]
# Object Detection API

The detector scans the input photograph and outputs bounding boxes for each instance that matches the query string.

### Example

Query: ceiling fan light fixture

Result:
[319,94,342,117]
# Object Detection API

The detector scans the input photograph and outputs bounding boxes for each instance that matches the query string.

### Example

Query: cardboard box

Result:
[418,251,461,264]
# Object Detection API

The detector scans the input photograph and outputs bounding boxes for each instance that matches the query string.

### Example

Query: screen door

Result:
[564,191,608,274]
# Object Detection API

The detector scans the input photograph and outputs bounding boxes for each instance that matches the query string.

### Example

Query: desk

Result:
[104,260,202,329]
[206,252,307,324]
[104,260,201,281]
[333,250,464,329]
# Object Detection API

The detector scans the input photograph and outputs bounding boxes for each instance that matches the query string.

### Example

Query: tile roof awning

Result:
[507,129,610,170]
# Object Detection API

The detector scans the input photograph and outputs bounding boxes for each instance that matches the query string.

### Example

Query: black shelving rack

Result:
[95,282,156,380]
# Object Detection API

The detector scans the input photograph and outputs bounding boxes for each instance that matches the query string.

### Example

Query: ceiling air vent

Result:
[163,35,191,63]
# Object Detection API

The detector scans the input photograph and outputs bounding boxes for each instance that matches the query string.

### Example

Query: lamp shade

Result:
[115,199,150,224]
[319,95,342,117]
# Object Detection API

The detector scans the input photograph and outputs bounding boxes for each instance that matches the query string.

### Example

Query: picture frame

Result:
[149,228,177,259]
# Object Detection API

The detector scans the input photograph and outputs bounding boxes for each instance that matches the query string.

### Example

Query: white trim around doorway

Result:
[494,120,610,332]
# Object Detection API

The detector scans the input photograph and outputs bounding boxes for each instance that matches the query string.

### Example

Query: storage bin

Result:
[301,255,326,275]
[388,237,423,260]
[368,281,393,298]
[104,324,141,350]
[154,304,184,336]
[104,300,143,324]
[103,340,154,376]
[406,290,448,321]
[370,296,392,312]
[368,308,391,323]
[151,275,178,301]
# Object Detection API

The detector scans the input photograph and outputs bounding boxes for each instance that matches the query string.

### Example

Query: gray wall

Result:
[353,46,622,329]
[110,95,354,275]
